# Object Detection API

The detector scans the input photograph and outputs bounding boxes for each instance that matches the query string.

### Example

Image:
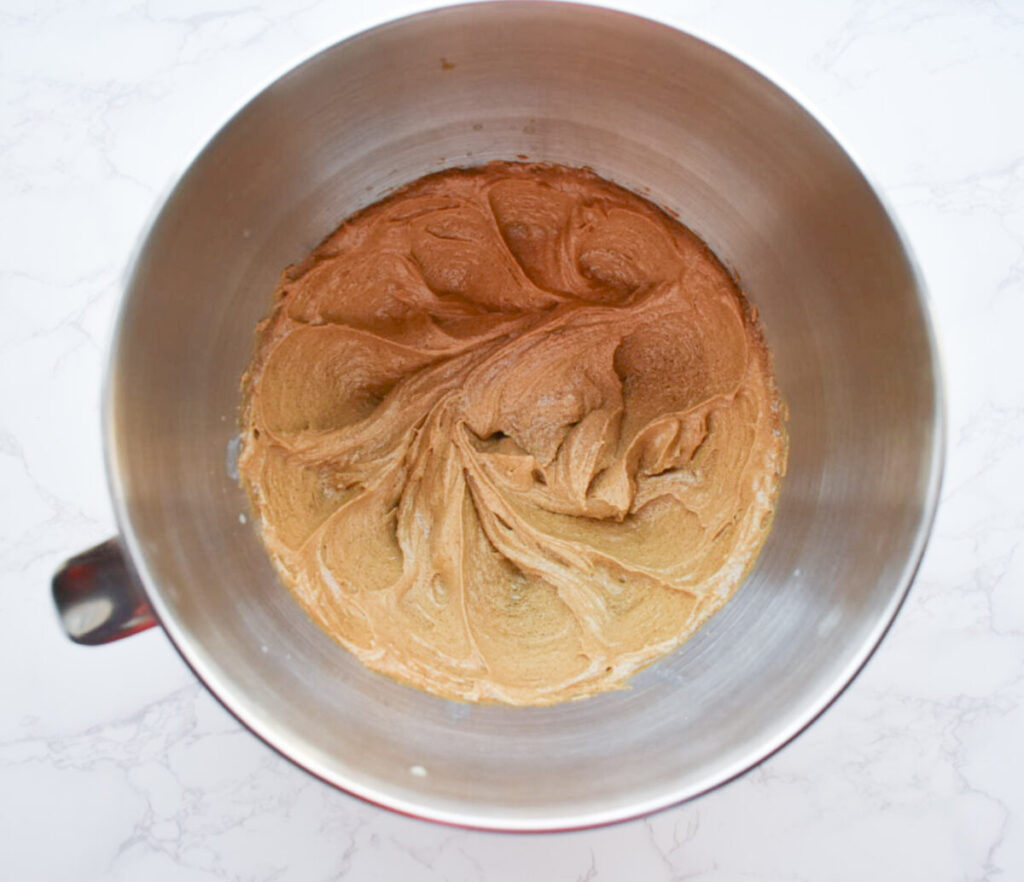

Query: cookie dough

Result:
[239,162,785,705]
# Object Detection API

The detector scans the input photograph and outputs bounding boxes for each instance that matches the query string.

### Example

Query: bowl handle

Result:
[52,539,157,644]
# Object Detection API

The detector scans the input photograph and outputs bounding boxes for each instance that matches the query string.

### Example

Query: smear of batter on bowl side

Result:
[239,161,786,705]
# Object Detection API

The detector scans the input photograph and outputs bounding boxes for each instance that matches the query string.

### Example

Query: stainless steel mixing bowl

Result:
[52,2,943,831]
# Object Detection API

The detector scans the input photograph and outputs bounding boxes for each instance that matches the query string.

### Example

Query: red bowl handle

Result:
[52,539,157,645]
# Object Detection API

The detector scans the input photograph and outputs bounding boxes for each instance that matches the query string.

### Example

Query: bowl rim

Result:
[103,0,946,833]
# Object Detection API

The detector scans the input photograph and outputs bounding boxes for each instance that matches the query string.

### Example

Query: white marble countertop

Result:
[2,0,1022,878]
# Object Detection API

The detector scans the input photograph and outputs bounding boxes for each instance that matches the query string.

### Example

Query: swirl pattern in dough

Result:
[239,162,785,705]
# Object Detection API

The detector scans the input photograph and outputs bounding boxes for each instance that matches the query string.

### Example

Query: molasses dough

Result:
[239,162,785,705]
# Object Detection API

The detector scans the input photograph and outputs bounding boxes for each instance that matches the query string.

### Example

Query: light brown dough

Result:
[240,162,785,705]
